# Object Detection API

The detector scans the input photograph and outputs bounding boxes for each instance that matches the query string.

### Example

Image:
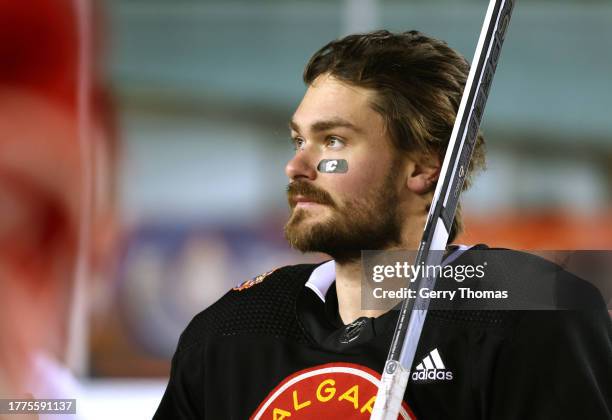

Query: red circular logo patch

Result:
[251,362,416,419]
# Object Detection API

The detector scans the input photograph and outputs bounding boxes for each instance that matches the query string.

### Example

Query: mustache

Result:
[286,181,336,208]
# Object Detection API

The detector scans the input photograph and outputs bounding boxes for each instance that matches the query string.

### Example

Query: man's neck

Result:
[336,192,433,324]
[334,214,427,325]
[335,260,386,325]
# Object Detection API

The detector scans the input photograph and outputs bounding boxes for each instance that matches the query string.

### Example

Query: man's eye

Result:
[292,137,305,151]
[327,136,345,149]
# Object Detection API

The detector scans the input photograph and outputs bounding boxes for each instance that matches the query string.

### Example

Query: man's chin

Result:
[288,206,330,225]
[285,217,322,239]
[284,215,334,252]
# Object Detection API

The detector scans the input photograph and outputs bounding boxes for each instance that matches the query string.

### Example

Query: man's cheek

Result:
[318,157,382,197]
[339,166,381,193]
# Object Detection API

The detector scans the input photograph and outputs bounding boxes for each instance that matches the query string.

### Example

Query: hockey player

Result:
[154,30,612,419]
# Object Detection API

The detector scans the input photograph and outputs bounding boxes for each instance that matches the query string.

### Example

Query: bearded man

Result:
[155,30,612,419]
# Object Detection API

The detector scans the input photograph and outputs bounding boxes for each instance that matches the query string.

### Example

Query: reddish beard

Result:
[284,172,403,263]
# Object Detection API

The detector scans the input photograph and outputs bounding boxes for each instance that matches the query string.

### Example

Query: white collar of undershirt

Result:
[304,244,472,303]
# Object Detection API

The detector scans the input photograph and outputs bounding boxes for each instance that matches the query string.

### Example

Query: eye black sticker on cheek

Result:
[317,159,348,173]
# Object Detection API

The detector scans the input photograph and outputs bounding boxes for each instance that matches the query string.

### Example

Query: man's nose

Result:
[285,149,317,181]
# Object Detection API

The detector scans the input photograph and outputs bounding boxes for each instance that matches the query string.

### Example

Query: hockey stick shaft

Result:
[371,1,515,418]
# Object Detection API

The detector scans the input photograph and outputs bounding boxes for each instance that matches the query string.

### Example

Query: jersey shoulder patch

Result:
[232,268,279,291]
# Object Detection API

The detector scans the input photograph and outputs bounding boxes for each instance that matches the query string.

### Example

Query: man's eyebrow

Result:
[289,118,363,134]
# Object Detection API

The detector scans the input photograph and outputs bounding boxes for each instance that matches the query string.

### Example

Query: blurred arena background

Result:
[0,0,610,418]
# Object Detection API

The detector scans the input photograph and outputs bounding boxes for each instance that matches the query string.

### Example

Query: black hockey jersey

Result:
[154,246,612,419]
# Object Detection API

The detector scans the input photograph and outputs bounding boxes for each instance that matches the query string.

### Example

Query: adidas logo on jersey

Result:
[411,348,453,381]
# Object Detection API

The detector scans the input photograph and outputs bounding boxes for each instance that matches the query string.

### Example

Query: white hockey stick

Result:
[371,1,515,418]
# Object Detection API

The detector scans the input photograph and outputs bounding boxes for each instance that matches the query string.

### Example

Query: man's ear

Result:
[405,155,441,195]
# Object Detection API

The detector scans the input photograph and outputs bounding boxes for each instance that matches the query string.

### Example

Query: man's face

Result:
[284,74,404,262]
